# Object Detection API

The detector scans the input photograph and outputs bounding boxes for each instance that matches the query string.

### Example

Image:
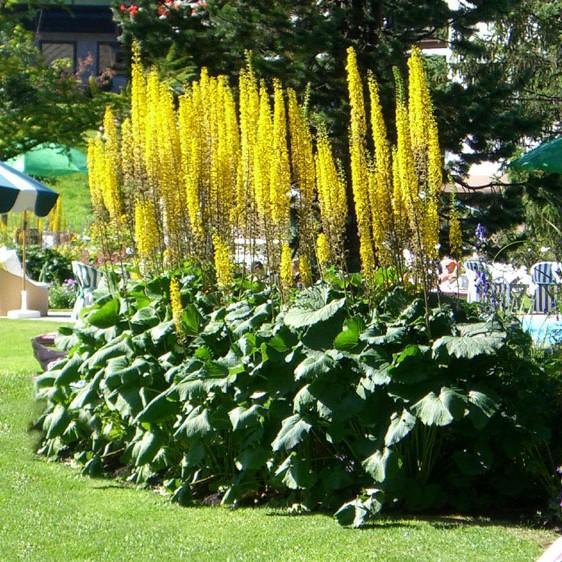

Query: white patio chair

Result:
[529,261,561,314]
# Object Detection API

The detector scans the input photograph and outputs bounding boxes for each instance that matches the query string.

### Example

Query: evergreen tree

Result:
[115,0,560,172]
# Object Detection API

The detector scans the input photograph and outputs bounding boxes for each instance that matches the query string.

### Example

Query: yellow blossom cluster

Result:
[212,234,234,288]
[88,43,444,293]
[345,46,443,286]
[49,197,63,233]
[170,277,183,334]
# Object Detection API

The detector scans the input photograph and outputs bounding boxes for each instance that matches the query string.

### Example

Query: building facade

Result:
[28,0,127,91]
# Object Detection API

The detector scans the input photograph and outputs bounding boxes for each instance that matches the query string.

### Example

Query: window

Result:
[97,43,126,74]
[41,42,75,71]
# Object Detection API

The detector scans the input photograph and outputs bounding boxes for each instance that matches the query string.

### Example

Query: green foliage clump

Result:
[24,246,73,284]
[49,280,78,310]
[34,268,561,526]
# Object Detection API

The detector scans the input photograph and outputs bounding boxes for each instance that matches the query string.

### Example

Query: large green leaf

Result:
[228,405,264,431]
[411,387,467,426]
[235,447,270,471]
[134,392,179,424]
[467,390,499,430]
[432,330,506,360]
[69,371,104,410]
[294,351,337,381]
[174,407,213,440]
[43,405,70,439]
[182,304,202,336]
[284,297,346,330]
[363,447,397,483]
[385,409,416,446]
[271,414,312,452]
[54,353,82,386]
[274,455,316,490]
[86,298,120,329]
[388,344,431,383]
[334,499,370,528]
[131,430,162,466]
[130,306,160,331]
[333,317,363,351]
[87,339,134,370]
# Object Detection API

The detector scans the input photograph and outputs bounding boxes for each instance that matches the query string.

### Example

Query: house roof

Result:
[35,5,117,34]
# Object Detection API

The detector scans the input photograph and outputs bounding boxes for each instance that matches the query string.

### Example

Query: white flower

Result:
[540,246,550,253]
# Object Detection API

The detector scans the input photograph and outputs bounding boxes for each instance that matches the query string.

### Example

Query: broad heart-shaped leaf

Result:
[87,338,134,370]
[86,298,120,328]
[228,404,264,431]
[69,371,104,410]
[432,330,506,360]
[385,409,416,446]
[130,306,160,331]
[284,297,346,330]
[174,407,212,440]
[150,320,175,346]
[466,389,499,430]
[274,454,316,490]
[293,385,316,414]
[131,430,162,466]
[362,447,397,483]
[54,353,82,386]
[333,316,364,351]
[334,489,383,527]
[334,499,370,528]
[294,351,337,381]
[235,446,270,471]
[271,414,312,452]
[43,404,70,439]
[411,387,467,427]
[182,304,202,336]
[134,392,180,424]
[388,344,432,383]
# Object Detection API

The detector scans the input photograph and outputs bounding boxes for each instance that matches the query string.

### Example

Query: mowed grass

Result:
[48,173,92,233]
[0,319,556,561]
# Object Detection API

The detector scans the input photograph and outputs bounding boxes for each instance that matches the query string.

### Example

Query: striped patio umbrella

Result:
[0,161,59,216]
[0,161,59,318]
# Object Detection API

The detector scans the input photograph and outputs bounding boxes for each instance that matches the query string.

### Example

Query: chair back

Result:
[531,262,556,285]
[72,261,102,291]
[0,246,24,277]
[464,260,489,275]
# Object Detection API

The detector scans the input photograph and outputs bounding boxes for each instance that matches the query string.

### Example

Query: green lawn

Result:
[51,173,92,233]
[0,319,556,561]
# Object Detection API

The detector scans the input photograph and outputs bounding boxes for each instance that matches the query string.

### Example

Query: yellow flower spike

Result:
[316,232,330,271]
[269,80,291,233]
[134,199,159,262]
[299,254,313,287]
[49,197,63,233]
[346,47,375,278]
[368,72,395,263]
[130,42,146,178]
[254,81,273,219]
[280,243,293,289]
[213,234,233,288]
[101,106,122,219]
[87,137,105,213]
[170,277,183,335]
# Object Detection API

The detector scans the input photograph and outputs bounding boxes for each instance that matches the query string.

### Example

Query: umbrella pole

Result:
[21,210,27,301]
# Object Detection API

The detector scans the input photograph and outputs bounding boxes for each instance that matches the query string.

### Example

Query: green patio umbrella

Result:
[6,143,87,177]
[509,136,562,174]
